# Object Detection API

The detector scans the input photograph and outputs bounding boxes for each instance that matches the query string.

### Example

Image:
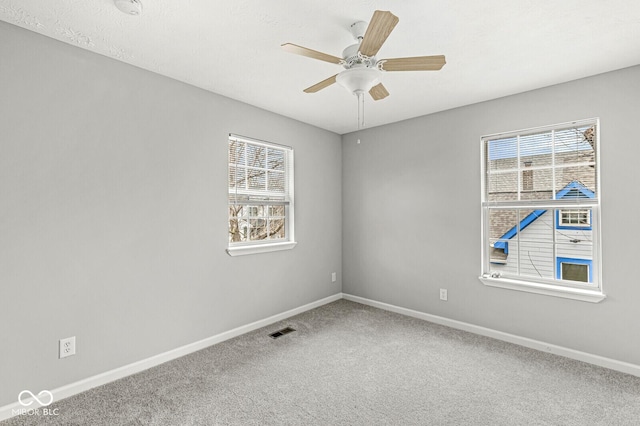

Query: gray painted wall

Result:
[0,22,342,406]
[343,65,640,366]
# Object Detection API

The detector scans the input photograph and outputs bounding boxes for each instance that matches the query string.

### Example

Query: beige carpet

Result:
[4,299,640,425]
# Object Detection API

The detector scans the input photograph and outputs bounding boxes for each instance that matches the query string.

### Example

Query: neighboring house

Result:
[490,180,595,283]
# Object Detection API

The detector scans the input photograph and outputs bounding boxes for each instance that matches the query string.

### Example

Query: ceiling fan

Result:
[281,10,446,127]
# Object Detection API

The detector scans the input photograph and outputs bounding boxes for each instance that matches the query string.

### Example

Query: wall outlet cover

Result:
[59,336,76,359]
[439,289,448,301]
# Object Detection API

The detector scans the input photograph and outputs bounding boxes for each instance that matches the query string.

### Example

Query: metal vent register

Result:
[269,327,296,339]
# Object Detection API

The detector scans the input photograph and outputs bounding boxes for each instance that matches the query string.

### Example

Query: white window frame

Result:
[226,134,296,256]
[479,119,604,303]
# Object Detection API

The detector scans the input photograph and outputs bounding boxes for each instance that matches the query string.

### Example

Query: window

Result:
[558,209,591,228]
[480,119,604,302]
[227,134,295,256]
[556,257,592,283]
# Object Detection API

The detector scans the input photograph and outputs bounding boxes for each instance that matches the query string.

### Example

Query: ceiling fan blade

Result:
[359,10,399,57]
[303,74,338,93]
[379,55,446,71]
[369,83,389,101]
[281,43,343,65]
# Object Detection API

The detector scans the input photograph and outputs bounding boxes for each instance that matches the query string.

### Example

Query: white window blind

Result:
[480,119,603,300]
[228,135,294,250]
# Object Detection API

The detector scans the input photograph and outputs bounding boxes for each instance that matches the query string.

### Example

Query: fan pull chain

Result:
[357,90,365,129]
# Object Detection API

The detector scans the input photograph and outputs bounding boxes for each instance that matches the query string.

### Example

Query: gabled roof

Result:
[555,180,595,200]
[493,181,594,253]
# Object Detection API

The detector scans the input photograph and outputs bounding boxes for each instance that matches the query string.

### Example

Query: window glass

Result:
[561,263,589,282]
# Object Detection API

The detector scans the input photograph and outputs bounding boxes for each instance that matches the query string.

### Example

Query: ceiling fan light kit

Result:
[282,10,446,129]
[114,0,143,16]
[335,67,380,95]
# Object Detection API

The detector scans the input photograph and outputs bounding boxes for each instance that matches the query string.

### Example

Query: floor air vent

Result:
[269,327,296,339]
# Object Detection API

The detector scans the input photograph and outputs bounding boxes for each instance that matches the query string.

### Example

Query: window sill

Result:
[479,276,606,303]
[226,241,297,257]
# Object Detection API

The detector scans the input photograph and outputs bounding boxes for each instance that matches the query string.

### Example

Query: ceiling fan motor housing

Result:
[342,44,377,69]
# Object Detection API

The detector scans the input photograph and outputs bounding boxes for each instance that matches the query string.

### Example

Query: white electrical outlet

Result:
[439,289,448,301]
[59,336,76,359]
[331,272,337,283]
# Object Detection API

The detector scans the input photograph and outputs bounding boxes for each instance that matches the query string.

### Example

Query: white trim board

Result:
[342,293,640,378]
[0,293,342,422]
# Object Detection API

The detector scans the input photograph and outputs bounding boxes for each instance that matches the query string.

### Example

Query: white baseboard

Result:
[342,293,640,378]
[0,293,342,422]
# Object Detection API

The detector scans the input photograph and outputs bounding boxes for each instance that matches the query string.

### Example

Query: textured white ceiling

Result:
[2,0,640,134]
